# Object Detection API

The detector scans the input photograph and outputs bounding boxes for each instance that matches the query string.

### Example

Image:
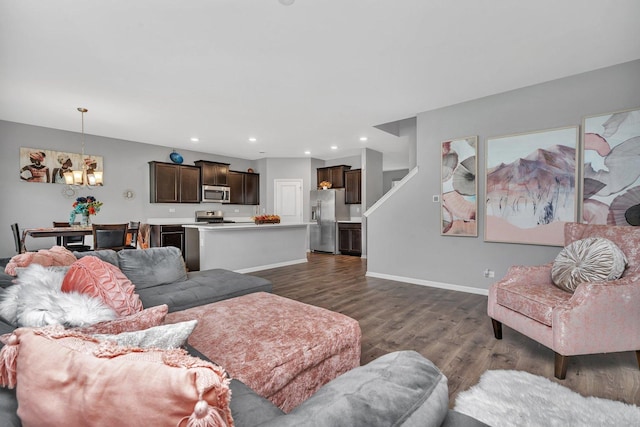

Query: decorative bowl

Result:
[169,150,184,164]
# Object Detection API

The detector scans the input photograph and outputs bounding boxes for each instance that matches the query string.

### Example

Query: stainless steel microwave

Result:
[202,185,230,203]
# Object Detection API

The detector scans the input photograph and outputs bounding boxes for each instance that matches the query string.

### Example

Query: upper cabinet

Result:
[317,165,351,188]
[344,169,361,204]
[149,161,201,203]
[195,160,230,186]
[229,170,260,205]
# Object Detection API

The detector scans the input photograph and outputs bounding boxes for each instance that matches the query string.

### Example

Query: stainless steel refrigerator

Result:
[310,189,349,253]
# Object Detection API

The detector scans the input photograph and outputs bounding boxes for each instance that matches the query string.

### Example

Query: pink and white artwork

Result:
[441,136,477,236]
[485,127,578,246]
[582,107,640,226]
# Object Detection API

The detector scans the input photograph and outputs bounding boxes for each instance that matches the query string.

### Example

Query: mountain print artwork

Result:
[485,127,578,246]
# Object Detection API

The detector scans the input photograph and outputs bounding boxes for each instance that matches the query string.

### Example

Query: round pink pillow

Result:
[61,256,143,317]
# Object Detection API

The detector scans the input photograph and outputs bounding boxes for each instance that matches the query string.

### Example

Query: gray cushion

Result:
[552,237,628,292]
[230,379,285,427]
[136,269,272,312]
[117,247,187,289]
[257,350,449,427]
[442,411,490,427]
[0,272,14,289]
[73,249,119,266]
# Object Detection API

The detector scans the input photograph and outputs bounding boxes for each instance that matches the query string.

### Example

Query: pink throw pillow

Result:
[61,256,143,317]
[2,326,233,427]
[4,246,76,276]
[74,304,169,335]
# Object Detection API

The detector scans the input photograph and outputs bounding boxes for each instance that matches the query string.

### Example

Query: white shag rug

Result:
[454,370,640,427]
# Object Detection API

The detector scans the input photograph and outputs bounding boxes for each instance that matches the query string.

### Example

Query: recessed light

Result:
[248,137,257,142]
[190,137,199,143]
[304,151,311,155]
[359,137,368,142]
[330,145,338,150]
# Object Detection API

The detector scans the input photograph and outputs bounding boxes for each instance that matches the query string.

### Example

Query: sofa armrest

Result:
[257,351,449,427]
[503,263,554,285]
[553,275,640,354]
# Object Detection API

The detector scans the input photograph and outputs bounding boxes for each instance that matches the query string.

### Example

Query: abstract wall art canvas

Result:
[19,147,104,185]
[485,127,578,246]
[582,107,640,226]
[441,136,477,236]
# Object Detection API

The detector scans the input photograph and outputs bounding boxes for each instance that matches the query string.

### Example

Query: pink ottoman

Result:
[165,292,361,412]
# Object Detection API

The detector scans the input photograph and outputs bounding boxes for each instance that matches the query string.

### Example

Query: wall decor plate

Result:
[484,126,578,246]
[169,150,184,164]
[441,136,477,237]
[581,107,640,226]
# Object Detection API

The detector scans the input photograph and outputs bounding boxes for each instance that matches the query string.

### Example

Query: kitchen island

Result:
[183,223,309,273]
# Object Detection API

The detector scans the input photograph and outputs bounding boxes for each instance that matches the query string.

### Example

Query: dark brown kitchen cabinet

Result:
[338,222,361,256]
[344,169,361,204]
[149,225,185,257]
[195,160,229,186]
[149,161,200,203]
[229,171,260,205]
[317,165,351,188]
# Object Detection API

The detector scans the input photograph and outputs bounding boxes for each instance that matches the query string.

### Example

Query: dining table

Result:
[20,226,93,252]
[20,224,139,252]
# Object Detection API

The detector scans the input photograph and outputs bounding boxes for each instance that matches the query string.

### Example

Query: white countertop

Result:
[183,222,311,231]
[145,218,203,225]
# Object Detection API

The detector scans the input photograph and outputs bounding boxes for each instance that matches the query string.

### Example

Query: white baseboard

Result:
[365,271,489,296]
[235,258,308,274]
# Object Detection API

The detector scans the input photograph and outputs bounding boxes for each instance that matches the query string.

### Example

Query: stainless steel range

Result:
[195,210,235,224]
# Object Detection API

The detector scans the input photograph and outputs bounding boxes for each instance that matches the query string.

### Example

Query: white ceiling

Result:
[1,1,639,171]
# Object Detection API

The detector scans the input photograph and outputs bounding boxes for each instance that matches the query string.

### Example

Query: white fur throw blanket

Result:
[0,264,117,327]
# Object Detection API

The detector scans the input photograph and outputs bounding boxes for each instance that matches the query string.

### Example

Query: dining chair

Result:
[53,221,91,252]
[11,223,25,254]
[92,223,129,251]
[127,221,140,249]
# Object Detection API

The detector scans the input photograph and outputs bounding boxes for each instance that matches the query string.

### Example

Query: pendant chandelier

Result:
[64,107,103,187]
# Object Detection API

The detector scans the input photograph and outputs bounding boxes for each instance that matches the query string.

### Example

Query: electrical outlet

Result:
[356,207,360,213]
[432,195,440,203]
[483,269,495,278]
[169,208,176,213]
[234,209,240,213]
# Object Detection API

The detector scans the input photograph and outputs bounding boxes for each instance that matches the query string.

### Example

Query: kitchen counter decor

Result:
[319,181,332,189]
[253,215,280,224]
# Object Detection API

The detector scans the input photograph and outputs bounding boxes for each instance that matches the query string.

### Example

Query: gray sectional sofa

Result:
[0,247,486,426]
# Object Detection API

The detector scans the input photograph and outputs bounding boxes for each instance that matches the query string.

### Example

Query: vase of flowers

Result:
[70,196,103,227]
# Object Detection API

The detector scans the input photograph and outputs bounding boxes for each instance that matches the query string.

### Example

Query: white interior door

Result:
[274,179,303,224]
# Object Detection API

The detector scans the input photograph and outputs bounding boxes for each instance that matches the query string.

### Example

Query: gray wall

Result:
[383,169,410,193]
[260,157,316,222]
[0,121,261,257]
[366,59,640,293]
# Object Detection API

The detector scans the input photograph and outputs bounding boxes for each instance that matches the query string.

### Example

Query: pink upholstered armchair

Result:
[488,222,640,379]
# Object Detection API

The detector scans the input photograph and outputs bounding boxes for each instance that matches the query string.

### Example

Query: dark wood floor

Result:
[253,253,640,407]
